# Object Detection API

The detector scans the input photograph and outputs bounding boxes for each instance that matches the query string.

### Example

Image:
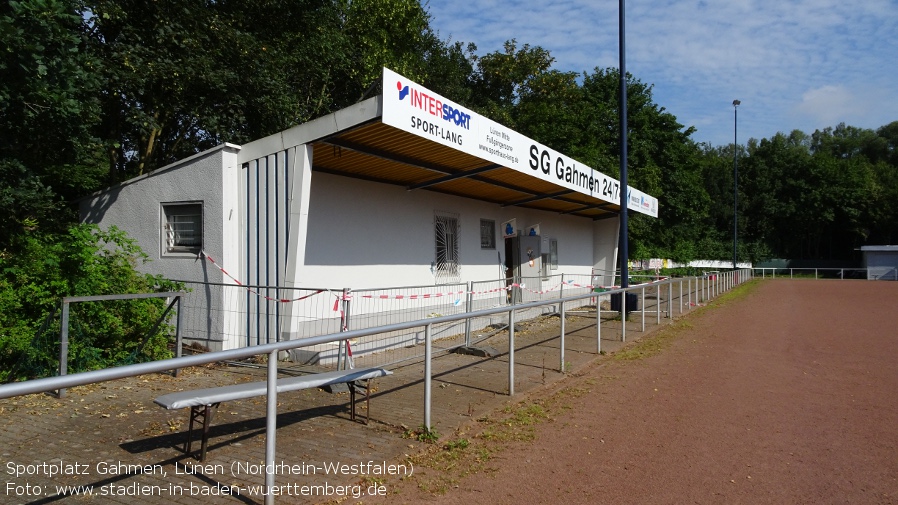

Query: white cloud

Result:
[792,84,891,133]
[794,85,858,126]
[425,0,898,145]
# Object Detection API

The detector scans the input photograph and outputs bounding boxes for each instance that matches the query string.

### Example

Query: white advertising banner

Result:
[381,67,659,218]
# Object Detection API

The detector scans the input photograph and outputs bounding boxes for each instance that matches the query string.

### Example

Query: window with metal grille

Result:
[549,238,558,270]
[480,219,496,249]
[162,202,202,254]
[434,212,460,283]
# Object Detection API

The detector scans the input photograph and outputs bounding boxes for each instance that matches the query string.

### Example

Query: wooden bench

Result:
[154,367,392,461]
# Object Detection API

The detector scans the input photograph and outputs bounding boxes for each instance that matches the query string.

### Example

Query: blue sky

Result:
[424,0,898,147]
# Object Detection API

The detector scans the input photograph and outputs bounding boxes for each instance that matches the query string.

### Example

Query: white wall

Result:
[296,173,603,290]
[78,146,625,352]
[79,145,242,351]
[865,251,898,280]
[79,145,238,283]
[593,218,620,287]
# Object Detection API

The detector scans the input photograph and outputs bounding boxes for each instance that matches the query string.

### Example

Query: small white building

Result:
[80,69,659,355]
[861,246,898,280]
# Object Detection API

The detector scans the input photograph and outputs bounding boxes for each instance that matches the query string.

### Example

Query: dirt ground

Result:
[361,279,898,505]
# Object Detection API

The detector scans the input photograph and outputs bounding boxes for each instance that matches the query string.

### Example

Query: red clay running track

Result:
[371,279,898,505]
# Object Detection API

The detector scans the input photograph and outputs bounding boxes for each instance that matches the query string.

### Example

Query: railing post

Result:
[656,283,661,324]
[621,289,627,342]
[265,349,278,505]
[668,281,673,318]
[508,309,515,395]
[559,300,566,373]
[678,279,683,315]
[58,299,70,399]
[174,295,182,378]
[641,286,646,332]
[338,287,351,370]
[464,281,473,347]
[596,299,602,355]
[424,323,432,430]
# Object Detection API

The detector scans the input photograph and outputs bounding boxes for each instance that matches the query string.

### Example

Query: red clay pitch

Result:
[372,279,898,505]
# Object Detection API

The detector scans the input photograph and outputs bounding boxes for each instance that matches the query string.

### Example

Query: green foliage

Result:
[0,0,105,240]
[0,224,181,382]
[2,0,897,271]
[404,425,440,443]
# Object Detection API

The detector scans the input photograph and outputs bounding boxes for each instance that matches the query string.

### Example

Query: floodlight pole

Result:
[732,99,740,270]
[618,0,629,290]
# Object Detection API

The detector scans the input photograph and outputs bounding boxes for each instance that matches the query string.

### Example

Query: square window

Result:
[162,202,202,255]
[480,219,496,249]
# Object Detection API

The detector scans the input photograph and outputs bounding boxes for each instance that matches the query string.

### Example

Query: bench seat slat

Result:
[154,367,392,410]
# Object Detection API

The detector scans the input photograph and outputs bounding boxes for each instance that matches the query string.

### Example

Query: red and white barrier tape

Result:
[201,251,324,303]
[201,250,664,305]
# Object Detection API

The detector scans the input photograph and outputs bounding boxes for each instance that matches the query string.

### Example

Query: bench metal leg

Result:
[348,379,374,425]
[349,381,357,422]
[366,379,372,424]
[185,403,218,461]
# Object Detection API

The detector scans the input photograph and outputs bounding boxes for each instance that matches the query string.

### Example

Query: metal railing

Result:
[173,273,616,369]
[57,292,184,397]
[753,267,868,279]
[0,268,752,504]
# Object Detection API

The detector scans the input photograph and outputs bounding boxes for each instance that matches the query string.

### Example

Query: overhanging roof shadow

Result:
[310,120,622,220]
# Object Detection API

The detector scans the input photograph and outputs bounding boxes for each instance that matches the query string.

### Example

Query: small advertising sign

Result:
[501,219,517,239]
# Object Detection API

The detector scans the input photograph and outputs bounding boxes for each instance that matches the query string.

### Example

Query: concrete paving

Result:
[0,288,693,504]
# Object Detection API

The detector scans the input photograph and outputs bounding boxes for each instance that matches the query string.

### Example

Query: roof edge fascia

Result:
[77,143,242,203]
[237,96,383,164]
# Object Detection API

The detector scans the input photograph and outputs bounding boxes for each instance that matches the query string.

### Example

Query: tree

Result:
[0,0,105,243]
[338,0,436,99]
[466,39,557,128]
[579,68,707,261]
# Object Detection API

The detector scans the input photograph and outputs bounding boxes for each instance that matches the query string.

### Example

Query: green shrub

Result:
[0,224,182,382]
